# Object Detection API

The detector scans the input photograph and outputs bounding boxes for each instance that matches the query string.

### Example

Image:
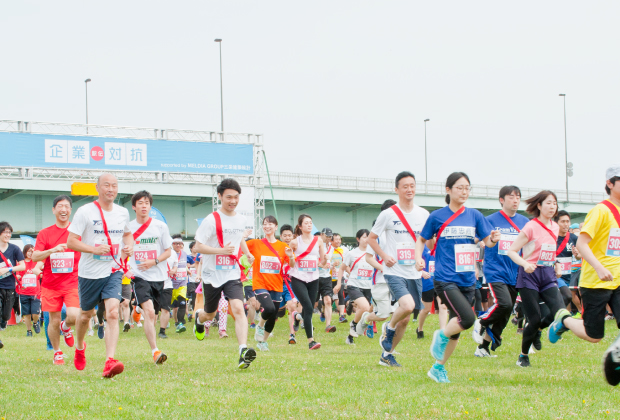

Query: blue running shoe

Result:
[320,313,326,323]
[380,323,395,352]
[430,330,449,361]
[548,308,571,344]
[379,353,402,367]
[427,363,450,383]
[97,323,105,340]
[366,324,374,339]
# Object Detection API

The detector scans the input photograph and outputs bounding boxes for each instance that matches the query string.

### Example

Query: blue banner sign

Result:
[0,132,254,174]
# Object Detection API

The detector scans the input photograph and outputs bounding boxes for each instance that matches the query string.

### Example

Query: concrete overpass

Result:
[0,119,604,242]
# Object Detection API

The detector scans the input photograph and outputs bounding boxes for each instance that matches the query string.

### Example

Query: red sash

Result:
[132,218,152,241]
[94,201,129,273]
[0,250,12,269]
[391,205,417,242]
[213,211,241,268]
[431,206,466,256]
[601,200,620,227]
[350,253,366,272]
[556,234,570,257]
[499,210,521,233]
[295,236,318,261]
[533,218,558,242]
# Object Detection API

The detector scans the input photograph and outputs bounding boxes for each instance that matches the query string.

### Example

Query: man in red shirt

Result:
[33,195,81,365]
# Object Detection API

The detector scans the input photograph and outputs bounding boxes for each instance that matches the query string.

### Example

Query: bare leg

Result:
[229,299,249,346]
[140,300,158,350]
[104,299,121,359]
[75,308,96,350]
[324,295,333,326]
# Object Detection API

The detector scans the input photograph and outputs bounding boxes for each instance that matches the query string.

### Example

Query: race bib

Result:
[0,261,12,279]
[260,255,281,274]
[22,273,37,288]
[176,267,188,280]
[537,243,556,267]
[396,242,415,265]
[498,234,517,256]
[606,228,620,257]
[331,270,338,280]
[356,266,373,281]
[94,238,120,261]
[50,252,74,273]
[134,244,157,265]
[215,255,236,271]
[189,267,197,277]
[455,244,476,272]
[298,257,317,272]
[557,257,572,275]
[429,260,435,274]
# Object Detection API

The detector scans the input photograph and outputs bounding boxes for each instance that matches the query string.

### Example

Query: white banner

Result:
[237,186,256,239]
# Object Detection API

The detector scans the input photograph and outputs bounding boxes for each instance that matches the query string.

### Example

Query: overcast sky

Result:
[1,2,618,193]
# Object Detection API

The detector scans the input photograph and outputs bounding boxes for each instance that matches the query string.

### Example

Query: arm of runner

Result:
[32,261,44,276]
[137,247,172,271]
[32,244,67,262]
[67,232,109,255]
[367,232,396,267]
[334,263,348,293]
[121,231,134,258]
[240,240,254,265]
[421,271,431,279]
[482,230,501,248]
[11,260,26,273]
[572,244,581,260]
[576,232,613,281]
[193,240,234,255]
[365,253,382,271]
[415,235,428,272]
[507,231,537,273]
[318,239,327,268]
[196,259,202,281]
[284,246,296,268]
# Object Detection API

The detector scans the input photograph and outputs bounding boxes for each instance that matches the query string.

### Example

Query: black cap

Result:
[321,227,333,237]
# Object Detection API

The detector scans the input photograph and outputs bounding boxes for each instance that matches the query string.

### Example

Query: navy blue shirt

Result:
[420,206,493,287]
[422,246,435,292]
[483,211,530,286]
[556,233,578,288]
[0,243,25,289]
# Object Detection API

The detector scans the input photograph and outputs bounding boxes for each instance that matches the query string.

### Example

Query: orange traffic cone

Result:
[7,309,16,325]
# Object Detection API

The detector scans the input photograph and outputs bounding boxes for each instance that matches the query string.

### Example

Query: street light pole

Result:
[85,78,91,134]
[424,119,430,187]
[214,39,224,132]
[559,94,568,203]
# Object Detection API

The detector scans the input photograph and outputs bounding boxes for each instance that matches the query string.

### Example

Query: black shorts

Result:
[78,271,123,311]
[347,286,372,304]
[187,282,198,297]
[244,285,255,300]
[421,289,436,303]
[132,277,170,313]
[0,288,16,323]
[332,280,345,303]
[203,280,244,314]
[580,286,620,340]
[19,295,41,316]
[318,277,333,299]
[434,280,476,339]
[480,288,489,303]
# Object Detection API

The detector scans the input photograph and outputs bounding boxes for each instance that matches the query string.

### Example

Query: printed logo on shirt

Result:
[494,226,519,234]
[93,220,102,226]
[442,226,476,239]
[222,228,245,234]
[137,237,158,244]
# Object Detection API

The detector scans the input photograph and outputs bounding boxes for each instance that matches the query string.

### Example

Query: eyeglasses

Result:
[453,186,472,192]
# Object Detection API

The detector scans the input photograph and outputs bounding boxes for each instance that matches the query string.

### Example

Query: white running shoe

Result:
[474,347,497,358]
[472,319,484,345]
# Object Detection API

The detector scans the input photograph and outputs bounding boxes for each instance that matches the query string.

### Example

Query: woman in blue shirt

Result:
[415,172,500,383]
[416,246,448,339]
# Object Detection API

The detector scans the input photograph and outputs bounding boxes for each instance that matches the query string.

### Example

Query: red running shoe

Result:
[61,321,75,347]
[74,342,87,371]
[53,351,65,365]
[102,358,124,378]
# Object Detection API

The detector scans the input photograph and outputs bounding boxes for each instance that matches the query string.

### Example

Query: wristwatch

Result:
[155,258,160,265]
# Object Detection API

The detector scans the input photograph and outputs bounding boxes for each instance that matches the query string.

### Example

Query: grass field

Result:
[1,312,619,420]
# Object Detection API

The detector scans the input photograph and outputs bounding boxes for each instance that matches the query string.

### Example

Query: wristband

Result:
[8,268,12,273]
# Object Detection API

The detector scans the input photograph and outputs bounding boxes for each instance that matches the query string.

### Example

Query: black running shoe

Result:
[416,328,424,339]
[346,300,354,316]
[533,330,542,351]
[158,332,168,339]
[516,355,531,368]
[603,333,620,386]
[34,322,41,334]
[0,338,3,349]
[491,336,502,352]
[308,340,321,350]
[293,311,301,332]
[238,347,257,369]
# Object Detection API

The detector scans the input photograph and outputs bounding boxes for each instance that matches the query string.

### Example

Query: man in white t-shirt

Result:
[192,179,257,369]
[125,190,172,365]
[67,173,133,378]
[367,171,430,368]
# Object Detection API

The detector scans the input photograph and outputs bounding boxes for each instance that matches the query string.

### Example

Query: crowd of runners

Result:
[0,168,619,386]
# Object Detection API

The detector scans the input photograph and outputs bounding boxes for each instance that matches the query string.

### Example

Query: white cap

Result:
[172,238,184,243]
[606,165,620,180]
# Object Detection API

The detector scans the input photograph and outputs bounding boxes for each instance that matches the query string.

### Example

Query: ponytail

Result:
[294,214,312,237]
[445,194,451,205]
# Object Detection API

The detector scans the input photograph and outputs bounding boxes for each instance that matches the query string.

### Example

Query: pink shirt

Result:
[521,219,560,265]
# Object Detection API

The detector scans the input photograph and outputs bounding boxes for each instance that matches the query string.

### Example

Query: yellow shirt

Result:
[580,201,620,290]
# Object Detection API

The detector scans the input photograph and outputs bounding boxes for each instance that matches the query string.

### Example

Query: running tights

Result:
[291,277,319,339]
[518,286,564,355]
[256,292,280,334]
